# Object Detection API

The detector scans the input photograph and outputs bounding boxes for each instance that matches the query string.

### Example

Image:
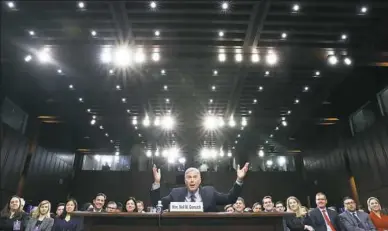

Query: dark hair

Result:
[81,202,92,211]
[253,202,261,208]
[124,197,138,212]
[343,196,354,203]
[224,204,234,211]
[116,202,123,212]
[262,196,272,203]
[0,196,24,219]
[275,201,284,206]
[60,199,78,219]
[57,203,65,208]
[136,200,144,205]
[95,193,107,200]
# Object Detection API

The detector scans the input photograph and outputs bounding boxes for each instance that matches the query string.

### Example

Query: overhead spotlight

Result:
[146,150,152,157]
[178,157,186,164]
[122,98,126,103]
[127,109,130,113]
[237,134,240,138]
[163,85,168,91]
[360,6,368,14]
[287,110,292,114]
[344,57,352,65]
[278,156,286,166]
[258,150,264,157]
[281,32,287,39]
[227,151,232,157]
[114,151,119,156]
[292,4,300,12]
[235,53,243,62]
[218,31,224,37]
[87,109,91,113]
[282,121,288,127]
[138,133,142,137]
[116,85,121,90]
[204,116,218,130]
[154,116,160,126]
[232,146,235,149]
[209,99,213,103]
[281,117,286,121]
[213,70,218,75]
[241,118,247,127]
[212,85,216,91]
[24,55,32,62]
[218,53,226,62]
[341,34,347,40]
[135,48,146,63]
[258,86,263,91]
[265,71,270,76]
[29,30,35,36]
[150,1,157,9]
[78,98,83,102]
[99,125,104,130]
[228,117,236,127]
[154,30,160,37]
[270,134,274,138]
[100,47,112,63]
[161,69,166,75]
[152,52,160,62]
[161,115,175,130]
[251,53,260,63]
[78,1,85,9]
[266,52,278,65]
[90,119,96,125]
[92,115,96,119]
[315,71,320,76]
[218,117,225,127]
[114,46,132,67]
[253,99,257,104]
[294,99,299,104]
[165,98,170,103]
[57,69,62,74]
[219,150,225,157]
[303,86,309,92]
[143,116,150,127]
[37,48,52,63]
[266,160,273,166]
[7,1,15,8]
[248,110,252,114]
[91,30,97,36]
[69,84,74,89]
[275,126,279,130]
[154,149,160,157]
[132,118,138,125]
[221,2,229,10]
[327,55,338,65]
[235,140,238,144]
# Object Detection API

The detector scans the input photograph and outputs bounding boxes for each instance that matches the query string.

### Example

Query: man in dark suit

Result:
[339,197,376,231]
[305,192,342,231]
[150,163,249,212]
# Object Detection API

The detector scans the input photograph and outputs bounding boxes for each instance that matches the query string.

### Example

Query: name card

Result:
[169,202,204,212]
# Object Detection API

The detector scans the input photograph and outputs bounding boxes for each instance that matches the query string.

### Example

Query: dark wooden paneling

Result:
[0,123,29,205]
[72,171,305,208]
[303,119,388,207]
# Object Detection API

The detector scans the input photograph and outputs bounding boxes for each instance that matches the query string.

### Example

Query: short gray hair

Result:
[185,167,200,176]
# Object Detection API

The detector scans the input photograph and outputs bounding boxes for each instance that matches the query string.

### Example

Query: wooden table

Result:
[73,211,291,231]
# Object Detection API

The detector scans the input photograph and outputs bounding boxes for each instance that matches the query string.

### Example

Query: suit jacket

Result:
[25,217,54,231]
[304,207,342,231]
[339,211,376,231]
[150,183,243,212]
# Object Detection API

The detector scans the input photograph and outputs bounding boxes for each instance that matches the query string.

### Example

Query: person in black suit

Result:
[305,192,342,231]
[150,163,249,212]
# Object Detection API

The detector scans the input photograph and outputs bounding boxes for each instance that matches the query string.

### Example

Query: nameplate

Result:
[169,202,204,212]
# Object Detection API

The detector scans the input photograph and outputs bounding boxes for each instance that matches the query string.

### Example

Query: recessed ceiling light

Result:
[212,85,216,91]
[91,30,97,36]
[218,31,224,37]
[265,71,270,76]
[109,69,114,74]
[253,99,257,104]
[164,85,168,90]
[24,55,32,62]
[57,69,62,74]
[150,1,157,9]
[292,4,300,12]
[327,55,338,65]
[270,134,273,138]
[90,119,96,125]
[344,57,352,65]
[315,71,320,76]
[87,109,91,112]
[248,110,252,114]
[116,85,121,90]
[213,70,218,75]
[161,69,166,75]
[341,34,347,40]
[218,53,226,62]
[221,2,229,10]
[209,99,213,103]
[266,52,278,65]
[165,98,170,103]
[360,6,368,14]
[99,125,104,130]
[303,86,309,92]
[275,126,279,130]
[152,52,160,62]
[294,99,299,104]
[7,1,15,8]
[79,97,83,102]
[77,1,85,9]
[127,109,130,113]
[287,110,292,114]
[105,133,109,137]
[154,30,160,36]
[122,98,126,103]
[29,30,35,36]
[282,121,288,127]
[281,32,287,39]
[69,84,74,89]
[258,86,263,91]
[251,53,259,63]
[235,54,243,62]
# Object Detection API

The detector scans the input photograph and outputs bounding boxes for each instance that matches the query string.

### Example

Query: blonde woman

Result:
[367,197,388,231]
[25,200,54,231]
[284,196,314,231]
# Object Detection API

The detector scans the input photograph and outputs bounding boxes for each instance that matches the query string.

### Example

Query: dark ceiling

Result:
[2,0,388,162]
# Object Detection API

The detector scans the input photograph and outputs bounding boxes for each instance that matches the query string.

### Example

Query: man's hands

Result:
[153,164,161,184]
[236,162,249,181]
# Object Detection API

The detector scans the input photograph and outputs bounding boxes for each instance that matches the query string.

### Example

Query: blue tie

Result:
[190,193,196,202]
[352,212,365,229]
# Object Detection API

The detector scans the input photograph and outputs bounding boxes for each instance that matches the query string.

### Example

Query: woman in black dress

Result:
[284,196,314,231]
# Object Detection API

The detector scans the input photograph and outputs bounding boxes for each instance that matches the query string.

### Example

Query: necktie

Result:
[190,193,196,202]
[322,209,336,231]
[352,212,365,229]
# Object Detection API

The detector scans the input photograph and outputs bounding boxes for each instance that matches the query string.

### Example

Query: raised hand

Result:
[236,162,249,181]
[153,164,161,184]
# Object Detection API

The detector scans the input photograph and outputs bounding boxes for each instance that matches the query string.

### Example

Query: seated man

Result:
[150,163,249,212]
[339,197,376,231]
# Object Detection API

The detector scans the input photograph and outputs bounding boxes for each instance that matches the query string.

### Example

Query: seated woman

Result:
[367,197,388,231]
[25,200,54,231]
[284,196,314,231]
[224,204,235,213]
[52,199,82,231]
[0,196,29,231]
[124,197,138,213]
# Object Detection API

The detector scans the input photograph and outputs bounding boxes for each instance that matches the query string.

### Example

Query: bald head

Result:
[184,167,201,192]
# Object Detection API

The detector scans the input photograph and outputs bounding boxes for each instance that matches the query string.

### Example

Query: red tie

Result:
[322,209,336,231]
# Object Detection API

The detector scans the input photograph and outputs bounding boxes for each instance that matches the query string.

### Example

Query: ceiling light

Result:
[29,30,35,36]
[150,1,157,9]
[69,85,74,89]
[292,4,300,12]
[270,134,273,138]
[265,71,270,76]
[235,54,243,62]
[109,69,114,75]
[115,151,119,156]
[327,55,338,65]
[7,1,15,8]
[161,115,175,130]
[24,55,32,62]
[178,157,186,164]
[235,140,238,144]
[99,126,104,130]
[341,34,347,40]
[114,46,132,67]
[251,53,259,63]
[282,121,288,126]
[281,33,287,39]
[266,160,273,166]
[360,6,368,14]
[135,48,146,63]
[248,110,252,114]
[87,109,91,112]
[237,134,240,138]
[154,30,160,36]
[165,98,170,103]
[127,109,130,113]
[227,151,232,157]
[105,133,109,137]
[218,117,225,127]
[278,157,286,166]
[344,57,352,65]
[78,1,85,8]
[212,85,216,91]
[132,118,138,125]
[143,117,150,127]
[281,117,286,121]
[219,150,224,157]
[275,126,279,130]
[90,119,96,125]
[265,140,269,144]
[122,98,126,103]
[152,52,160,62]
[154,117,160,126]
[138,133,142,137]
[161,69,166,75]
[219,31,224,37]
[209,99,213,103]
[37,48,51,63]
[294,99,299,104]
[315,71,320,76]
[228,118,236,127]
[258,150,264,157]
[116,85,121,90]
[303,86,309,92]
[91,30,97,36]
[287,110,291,114]
[204,116,218,130]
[241,118,247,126]
[213,70,218,75]
[57,69,62,74]
[232,147,235,150]
[218,53,226,62]
[253,99,257,104]
[258,86,263,91]
[266,52,278,65]
[164,85,168,91]
[100,47,112,64]
[92,115,96,119]
[221,2,229,10]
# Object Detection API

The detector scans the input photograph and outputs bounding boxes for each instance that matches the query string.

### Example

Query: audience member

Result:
[52,199,82,231]
[136,200,145,213]
[55,203,65,217]
[339,197,376,231]
[284,196,314,231]
[275,201,286,212]
[124,197,137,212]
[106,201,117,213]
[89,193,106,212]
[0,196,29,231]
[25,200,54,231]
[305,192,341,231]
[252,202,262,212]
[234,197,246,213]
[262,196,276,212]
[116,202,123,212]
[367,197,388,231]
[224,204,235,213]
